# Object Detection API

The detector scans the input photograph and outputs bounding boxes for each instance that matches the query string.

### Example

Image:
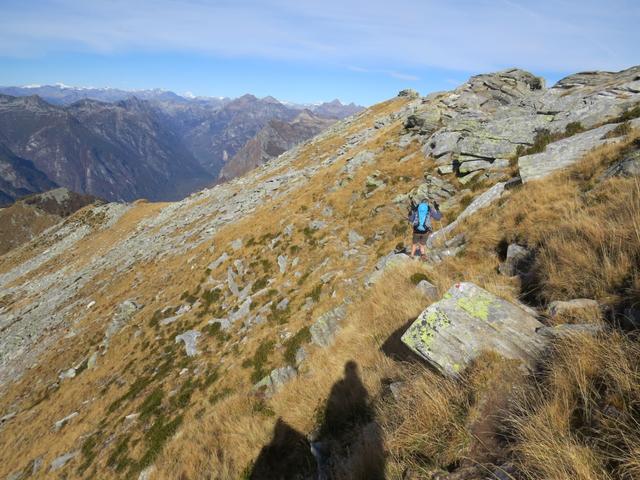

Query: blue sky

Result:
[0,0,638,105]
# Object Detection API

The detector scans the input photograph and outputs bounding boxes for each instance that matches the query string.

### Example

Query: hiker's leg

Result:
[411,243,418,257]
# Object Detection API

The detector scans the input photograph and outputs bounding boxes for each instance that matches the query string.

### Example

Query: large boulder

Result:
[401,282,546,376]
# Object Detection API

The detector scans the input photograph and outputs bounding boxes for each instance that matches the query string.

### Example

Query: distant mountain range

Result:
[0,85,363,202]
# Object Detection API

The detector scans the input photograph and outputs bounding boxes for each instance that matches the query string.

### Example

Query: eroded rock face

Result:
[401,282,546,376]
[412,66,640,184]
[310,304,348,347]
[519,119,640,183]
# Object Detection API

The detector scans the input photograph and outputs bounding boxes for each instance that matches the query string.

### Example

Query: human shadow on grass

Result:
[250,361,385,480]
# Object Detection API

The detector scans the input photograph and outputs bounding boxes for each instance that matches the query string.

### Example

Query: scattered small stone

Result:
[175,330,201,357]
[59,368,76,380]
[125,413,140,422]
[53,412,79,432]
[537,323,604,338]
[208,252,229,270]
[254,366,297,396]
[295,347,307,366]
[308,220,327,230]
[348,229,364,245]
[548,298,600,319]
[86,300,96,309]
[49,451,78,471]
[277,255,288,274]
[1,412,16,425]
[276,298,290,311]
[498,243,530,276]
[138,466,155,480]
[389,381,405,401]
[176,304,192,315]
[283,224,294,236]
[230,238,243,250]
[416,280,438,298]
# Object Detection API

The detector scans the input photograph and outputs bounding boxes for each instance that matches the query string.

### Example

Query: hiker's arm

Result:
[431,207,442,221]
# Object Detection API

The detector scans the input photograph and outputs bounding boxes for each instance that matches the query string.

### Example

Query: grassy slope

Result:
[0,96,638,479]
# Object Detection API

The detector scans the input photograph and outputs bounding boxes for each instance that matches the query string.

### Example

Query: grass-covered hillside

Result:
[0,67,639,480]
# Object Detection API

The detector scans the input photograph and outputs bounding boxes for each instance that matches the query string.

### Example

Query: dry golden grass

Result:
[509,331,640,480]
[2,97,639,480]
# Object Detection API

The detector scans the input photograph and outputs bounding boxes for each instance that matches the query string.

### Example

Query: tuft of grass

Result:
[108,375,153,414]
[201,288,222,307]
[202,322,229,343]
[139,388,164,421]
[283,327,311,366]
[135,415,184,473]
[564,121,585,136]
[107,434,132,472]
[172,378,198,409]
[509,332,640,480]
[242,339,276,383]
[409,272,429,285]
[516,122,584,158]
[202,367,220,389]
[252,276,269,293]
[605,121,631,138]
[77,432,101,474]
[308,283,323,302]
[209,388,233,405]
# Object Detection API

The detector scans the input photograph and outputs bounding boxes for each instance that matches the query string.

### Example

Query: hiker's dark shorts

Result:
[412,230,431,245]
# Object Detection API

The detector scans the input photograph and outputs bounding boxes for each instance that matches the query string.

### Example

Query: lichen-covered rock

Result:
[401,282,546,376]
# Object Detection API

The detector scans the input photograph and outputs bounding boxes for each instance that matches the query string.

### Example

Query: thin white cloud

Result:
[348,65,419,81]
[0,0,637,73]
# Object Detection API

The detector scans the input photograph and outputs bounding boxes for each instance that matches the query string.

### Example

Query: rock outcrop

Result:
[401,282,546,376]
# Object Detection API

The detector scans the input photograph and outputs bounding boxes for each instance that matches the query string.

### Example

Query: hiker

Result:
[408,198,442,259]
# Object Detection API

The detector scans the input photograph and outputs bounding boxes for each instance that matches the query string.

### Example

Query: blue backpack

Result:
[413,203,430,232]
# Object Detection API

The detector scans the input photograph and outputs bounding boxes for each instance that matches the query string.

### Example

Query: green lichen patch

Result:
[456,293,494,321]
